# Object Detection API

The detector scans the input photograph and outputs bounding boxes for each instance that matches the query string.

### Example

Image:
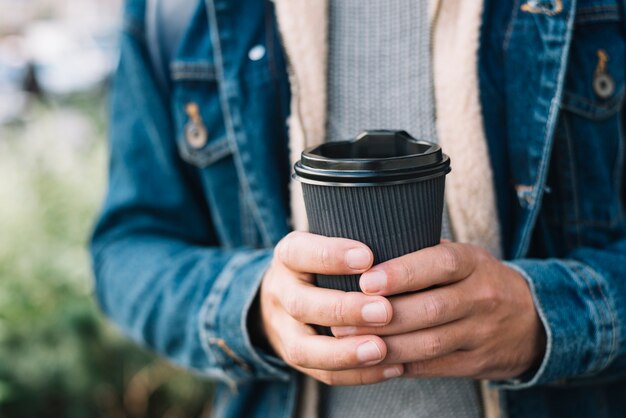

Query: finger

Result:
[332,282,472,337]
[278,314,388,371]
[300,363,405,386]
[282,280,392,327]
[403,351,484,379]
[359,242,481,296]
[381,320,471,364]
[284,334,387,370]
[276,231,373,275]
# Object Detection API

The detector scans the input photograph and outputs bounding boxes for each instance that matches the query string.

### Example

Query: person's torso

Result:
[124,0,626,416]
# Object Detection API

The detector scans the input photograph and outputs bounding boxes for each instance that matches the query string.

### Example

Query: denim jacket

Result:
[91,0,626,417]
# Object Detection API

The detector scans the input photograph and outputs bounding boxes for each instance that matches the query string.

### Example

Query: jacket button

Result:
[185,121,208,148]
[248,45,266,61]
[593,49,615,99]
[184,102,208,149]
[593,73,615,99]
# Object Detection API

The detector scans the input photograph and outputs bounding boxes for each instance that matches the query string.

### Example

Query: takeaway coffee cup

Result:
[293,130,451,293]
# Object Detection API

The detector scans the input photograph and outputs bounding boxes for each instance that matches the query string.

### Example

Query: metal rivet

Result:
[184,102,208,149]
[248,45,266,61]
[593,73,615,99]
[185,122,207,149]
[521,0,563,16]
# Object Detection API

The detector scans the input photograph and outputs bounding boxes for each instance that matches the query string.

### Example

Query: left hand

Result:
[331,242,546,380]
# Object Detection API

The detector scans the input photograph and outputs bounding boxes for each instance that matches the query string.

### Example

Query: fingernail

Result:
[361,302,388,324]
[360,270,387,293]
[356,341,382,363]
[383,366,403,379]
[345,248,371,270]
[332,326,357,337]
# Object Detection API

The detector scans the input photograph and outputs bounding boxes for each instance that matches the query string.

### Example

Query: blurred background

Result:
[0,1,214,417]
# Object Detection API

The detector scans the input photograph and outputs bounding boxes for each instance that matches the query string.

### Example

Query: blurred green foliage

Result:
[0,93,214,418]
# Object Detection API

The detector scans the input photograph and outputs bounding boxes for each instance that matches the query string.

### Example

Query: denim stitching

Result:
[581,264,619,370]
[561,218,619,227]
[562,114,584,246]
[171,71,218,81]
[198,261,239,389]
[201,255,240,331]
[177,134,231,167]
[237,252,291,383]
[563,88,624,108]
[614,109,625,224]
[576,13,621,24]
[205,0,273,247]
[240,189,257,247]
[577,5,619,13]
[567,262,606,374]
[239,187,248,246]
[199,253,259,385]
[568,261,619,373]
[561,87,625,120]
[516,0,576,259]
[504,0,523,52]
[578,5,619,13]
[170,62,217,81]
[171,62,216,70]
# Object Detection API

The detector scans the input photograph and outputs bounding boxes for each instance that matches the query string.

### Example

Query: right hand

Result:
[259,231,404,386]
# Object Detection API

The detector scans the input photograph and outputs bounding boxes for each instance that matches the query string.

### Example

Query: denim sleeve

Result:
[492,239,626,389]
[90,8,289,388]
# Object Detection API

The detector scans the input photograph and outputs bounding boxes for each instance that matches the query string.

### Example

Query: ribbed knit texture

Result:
[324,377,483,418]
[326,0,437,143]
[322,1,481,417]
[303,178,445,292]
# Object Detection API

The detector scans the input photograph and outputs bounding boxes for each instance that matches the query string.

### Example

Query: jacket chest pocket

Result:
[170,61,232,167]
[169,61,262,248]
[543,0,626,247]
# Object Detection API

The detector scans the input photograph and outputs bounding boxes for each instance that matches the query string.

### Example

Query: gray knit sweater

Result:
[322,1,481,417]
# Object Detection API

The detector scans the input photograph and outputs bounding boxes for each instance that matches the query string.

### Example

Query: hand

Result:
[259,231,404,385]
[331,242,546,380]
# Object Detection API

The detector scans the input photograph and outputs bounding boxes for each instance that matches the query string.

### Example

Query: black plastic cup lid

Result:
[294,130,451,186]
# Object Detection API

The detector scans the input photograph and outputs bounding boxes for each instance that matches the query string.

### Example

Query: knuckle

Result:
[406,361,427,376]
[332,299,348,324]
[478,284,500,312]
[440,245,462,275]
[284,295,304,320]
[356,371,368,386]
[318,245,333,273]
[422,295,445,325]
[331,349,352,369]
[422,334,444,359]
[397,259,414,286]
[284,341,304,367]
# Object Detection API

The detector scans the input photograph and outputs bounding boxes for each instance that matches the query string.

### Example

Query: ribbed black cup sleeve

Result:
[302,174,446,292]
